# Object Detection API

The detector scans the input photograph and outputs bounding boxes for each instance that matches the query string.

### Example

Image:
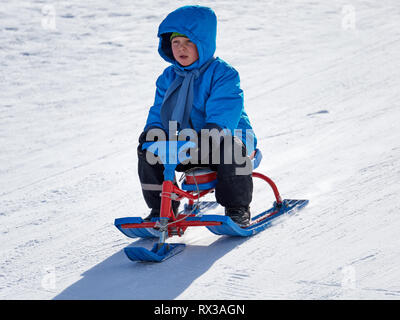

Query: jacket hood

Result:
[157,5,217,70]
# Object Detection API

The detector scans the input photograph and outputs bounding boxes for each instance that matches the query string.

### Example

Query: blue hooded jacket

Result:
[144,5,257,154]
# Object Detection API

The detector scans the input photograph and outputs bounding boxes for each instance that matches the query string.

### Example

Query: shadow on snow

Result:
[54,236,246,299]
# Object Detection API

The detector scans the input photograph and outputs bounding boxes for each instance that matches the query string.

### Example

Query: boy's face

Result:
[171,37,199,67]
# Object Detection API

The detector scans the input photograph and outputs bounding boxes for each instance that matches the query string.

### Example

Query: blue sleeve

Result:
[205,66,244,133]
[144,68,173,131]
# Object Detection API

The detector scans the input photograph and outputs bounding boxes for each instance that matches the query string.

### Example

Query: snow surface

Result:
[1,0,400,300]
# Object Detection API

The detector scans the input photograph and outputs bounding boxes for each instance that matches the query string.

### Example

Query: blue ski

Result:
[115,199,308,262]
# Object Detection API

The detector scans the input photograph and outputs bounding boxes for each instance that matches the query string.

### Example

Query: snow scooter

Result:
[115,140,309,262]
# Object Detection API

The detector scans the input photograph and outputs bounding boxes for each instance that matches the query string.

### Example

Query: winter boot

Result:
[225,206,251,227]
[143,208,161,221]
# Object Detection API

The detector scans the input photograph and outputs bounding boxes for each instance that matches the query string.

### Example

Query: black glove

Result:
[137,127,167,157]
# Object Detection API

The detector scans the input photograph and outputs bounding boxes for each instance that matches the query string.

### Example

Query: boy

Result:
[138,5,257,227]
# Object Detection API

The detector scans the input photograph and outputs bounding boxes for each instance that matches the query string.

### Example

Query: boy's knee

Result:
[217,135,252,176]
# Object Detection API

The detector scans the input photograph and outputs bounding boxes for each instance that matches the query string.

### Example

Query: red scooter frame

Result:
[116,141,309,262]
[120,170,283,240]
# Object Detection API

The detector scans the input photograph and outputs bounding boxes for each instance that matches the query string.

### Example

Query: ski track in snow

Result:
[1,0,400,299]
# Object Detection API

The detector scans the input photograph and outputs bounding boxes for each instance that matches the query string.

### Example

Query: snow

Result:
[1,0,400,300]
